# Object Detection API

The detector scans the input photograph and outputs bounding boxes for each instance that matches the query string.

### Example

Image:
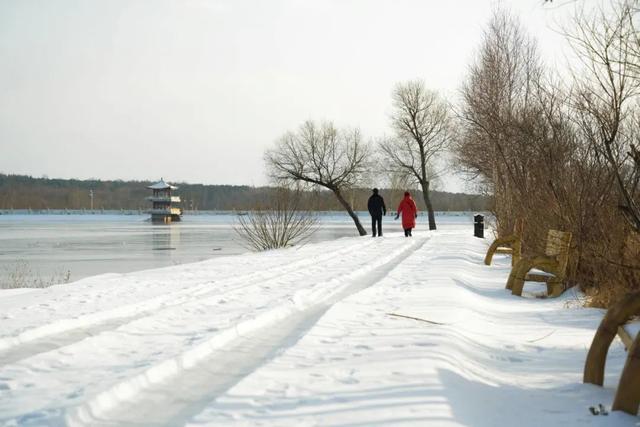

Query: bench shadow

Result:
[437,367,636,427]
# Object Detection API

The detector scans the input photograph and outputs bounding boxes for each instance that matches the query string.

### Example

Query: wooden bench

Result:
[484,218,524,267]
[505,229,572,297]
[584,291,640,415]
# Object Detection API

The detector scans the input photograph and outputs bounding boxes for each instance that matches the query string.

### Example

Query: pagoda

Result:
[146,179,182,223]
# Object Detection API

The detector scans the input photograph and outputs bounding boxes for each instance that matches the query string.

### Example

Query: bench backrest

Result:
[545,229,572,273]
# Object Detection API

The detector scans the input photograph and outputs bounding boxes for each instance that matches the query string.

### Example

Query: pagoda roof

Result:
[147,179,178,190]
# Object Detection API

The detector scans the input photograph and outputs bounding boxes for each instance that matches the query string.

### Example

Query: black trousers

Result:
[371,215,382,236]
[404,228,412,237]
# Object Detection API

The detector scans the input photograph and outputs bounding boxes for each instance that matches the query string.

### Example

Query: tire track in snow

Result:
[0,238,376,365]
[64,236,430,427]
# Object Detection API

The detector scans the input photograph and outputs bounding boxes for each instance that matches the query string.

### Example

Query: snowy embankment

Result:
[0,227,636,426]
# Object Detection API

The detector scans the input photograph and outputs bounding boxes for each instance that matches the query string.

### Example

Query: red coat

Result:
[397,195,418,229]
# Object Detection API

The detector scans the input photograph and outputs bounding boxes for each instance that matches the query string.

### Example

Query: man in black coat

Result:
[367,188,387,237]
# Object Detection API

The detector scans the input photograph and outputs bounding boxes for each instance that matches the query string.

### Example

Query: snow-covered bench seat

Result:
[584,291,640,415]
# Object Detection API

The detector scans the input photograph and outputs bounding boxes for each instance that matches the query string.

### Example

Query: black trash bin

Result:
[474,214,484,238]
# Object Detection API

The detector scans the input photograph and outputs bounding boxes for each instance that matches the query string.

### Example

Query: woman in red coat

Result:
[395,191,418,237]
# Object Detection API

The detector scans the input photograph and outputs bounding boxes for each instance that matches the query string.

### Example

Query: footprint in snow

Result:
[354,344,372,350]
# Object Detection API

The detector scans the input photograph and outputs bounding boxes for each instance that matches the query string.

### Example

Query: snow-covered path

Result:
[0,228,637,426]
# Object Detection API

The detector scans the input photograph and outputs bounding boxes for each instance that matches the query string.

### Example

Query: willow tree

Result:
[380,80,452,230]
[265,120,369,236]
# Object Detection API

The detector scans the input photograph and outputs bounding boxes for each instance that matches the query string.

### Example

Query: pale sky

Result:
[0,0,597,192]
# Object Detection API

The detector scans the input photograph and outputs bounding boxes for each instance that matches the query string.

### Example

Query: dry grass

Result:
[234,188,318,251]
[1,260,71,289]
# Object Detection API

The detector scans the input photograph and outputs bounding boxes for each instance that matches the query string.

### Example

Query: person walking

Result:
[367,188,386,237]
[395,191,418,237]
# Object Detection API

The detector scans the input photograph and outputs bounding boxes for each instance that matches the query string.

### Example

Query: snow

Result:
[623,321,640,341]
[147,180,178,190]
[0,226,637,426]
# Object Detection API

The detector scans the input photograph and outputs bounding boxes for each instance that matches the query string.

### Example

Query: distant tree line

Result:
[0,174,488,212]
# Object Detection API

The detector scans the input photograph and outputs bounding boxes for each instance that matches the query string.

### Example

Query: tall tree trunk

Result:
[421,181,437,230]
[334,188,367,236]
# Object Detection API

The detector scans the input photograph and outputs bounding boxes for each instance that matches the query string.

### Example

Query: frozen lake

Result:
[0,211,476,287]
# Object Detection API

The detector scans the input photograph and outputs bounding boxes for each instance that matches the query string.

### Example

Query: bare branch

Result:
[265,120,370,235]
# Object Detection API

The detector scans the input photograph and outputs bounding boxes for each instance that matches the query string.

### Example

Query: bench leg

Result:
[506,260,529,296]
[512,241,521,267]
[484,240,500,266]
[485,236,520,266]
[584,320,619,386]
[546,279,564,298]
[613,332,640,415]
[506,268,517,291]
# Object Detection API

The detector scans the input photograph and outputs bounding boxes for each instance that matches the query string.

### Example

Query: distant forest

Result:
[0,174,489,212]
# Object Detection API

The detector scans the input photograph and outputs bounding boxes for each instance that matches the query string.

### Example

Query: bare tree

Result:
[454,9,549,235]
[567,1,640,232]
[234,187,318,251]
[265,120,370,236]
[380,80,452,230]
